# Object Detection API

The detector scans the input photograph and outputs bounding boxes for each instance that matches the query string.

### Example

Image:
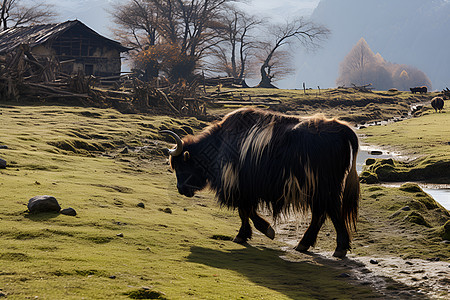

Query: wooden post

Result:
[202,70,206,94]
[303,82,306,94]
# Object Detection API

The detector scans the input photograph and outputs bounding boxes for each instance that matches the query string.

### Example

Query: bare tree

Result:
[1,0,56,31]
[111,0,233,81]
[211,5,261,80]
[256,17,330,88]
[110,0,160,79]
[110,0,158,51]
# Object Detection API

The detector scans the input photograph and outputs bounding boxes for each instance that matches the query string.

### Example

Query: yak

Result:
[161,108,360,258]
[410,86,428,94]
[431,97,444,113]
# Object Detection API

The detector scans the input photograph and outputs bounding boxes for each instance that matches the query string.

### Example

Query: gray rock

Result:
[369,259,379,264]
[137,202,145,208]
[370,150,383,155]
[401,206,411,211]
[0,158,6,169]
[27,195,61,213]
[162,207,172,214]
[0,145,8,149]
[117,233,124,237]
[60,207,77,216]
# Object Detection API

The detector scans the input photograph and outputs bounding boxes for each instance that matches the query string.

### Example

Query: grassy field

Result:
[206,87,434,124]
[359,108,450,183]
[0,100,449,299]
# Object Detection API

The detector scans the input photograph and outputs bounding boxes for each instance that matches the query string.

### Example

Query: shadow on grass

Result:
[24,212,60,221]
[187,245,377,299]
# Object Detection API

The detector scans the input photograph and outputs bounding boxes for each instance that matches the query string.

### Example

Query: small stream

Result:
[356,146,450,211]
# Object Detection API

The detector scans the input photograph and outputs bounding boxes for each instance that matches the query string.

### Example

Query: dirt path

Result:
[278,247,450,299]
[271,221,450,299]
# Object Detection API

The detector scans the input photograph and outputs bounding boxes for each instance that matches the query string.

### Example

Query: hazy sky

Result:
[40,0,321,37]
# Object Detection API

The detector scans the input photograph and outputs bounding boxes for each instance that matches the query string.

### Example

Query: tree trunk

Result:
[256,64,277,88]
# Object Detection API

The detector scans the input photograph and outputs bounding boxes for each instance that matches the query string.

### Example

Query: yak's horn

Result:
[159,130,183,157]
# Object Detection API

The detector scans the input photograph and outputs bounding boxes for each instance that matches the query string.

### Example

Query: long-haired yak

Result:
[431,97,444,112]
[161,108,360,258]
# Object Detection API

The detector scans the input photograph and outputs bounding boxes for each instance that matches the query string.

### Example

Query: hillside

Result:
[0,98,449,298]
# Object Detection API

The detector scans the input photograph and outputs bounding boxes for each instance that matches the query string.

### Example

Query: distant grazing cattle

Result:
[161,108,360,258]
[410,86,428,94]
[431,97,444,113]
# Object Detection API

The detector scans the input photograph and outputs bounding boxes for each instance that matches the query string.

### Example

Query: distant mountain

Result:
[290,0,450,90]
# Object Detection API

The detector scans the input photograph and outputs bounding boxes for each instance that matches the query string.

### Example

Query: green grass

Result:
[359,109,450,182]
[0,103,448,299]
[206,87,433,124]
[0,104,377,299]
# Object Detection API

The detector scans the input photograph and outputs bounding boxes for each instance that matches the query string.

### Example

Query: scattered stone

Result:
[116,233,124,237]
[0,158,6,169]
[120,147,128,154]
[183,208,188,211]
[0,145,8,149]
[137,202,145,208]
[109,275,116,279]
[370,150,383,155]
[0,291,7,297]
[405,261,413,265]
[401,206,411,211]
[369,259,379,264]
[34,181,41,185]
[159,207,172,214]
[60,207,77,216]
[427,257,440,262]
[27,195,61,213]
[337,273,351,278]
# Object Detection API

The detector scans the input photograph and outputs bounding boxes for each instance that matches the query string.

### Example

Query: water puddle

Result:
[357,146,449,211]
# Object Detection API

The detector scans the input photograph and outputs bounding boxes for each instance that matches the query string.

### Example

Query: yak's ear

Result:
[183,151,190,161]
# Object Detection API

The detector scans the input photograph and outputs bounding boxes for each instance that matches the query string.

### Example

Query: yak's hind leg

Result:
[327,206,351,258]
[250,211,275,240]
[295,211,326,253]
[233,208,252,244]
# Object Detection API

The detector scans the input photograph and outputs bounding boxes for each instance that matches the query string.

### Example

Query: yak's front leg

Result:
[250,211,275,240]
[233,208,252,244]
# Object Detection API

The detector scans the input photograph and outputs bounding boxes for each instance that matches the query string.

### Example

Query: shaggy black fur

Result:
[169,107,360,257]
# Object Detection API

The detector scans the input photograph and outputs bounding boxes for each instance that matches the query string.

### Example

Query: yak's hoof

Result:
[233,236,248,244]
[265,226,275,240]
[294,243,309,252]
[332,249,347,258]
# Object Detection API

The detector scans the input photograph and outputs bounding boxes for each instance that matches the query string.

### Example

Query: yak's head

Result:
[160,130,207,197]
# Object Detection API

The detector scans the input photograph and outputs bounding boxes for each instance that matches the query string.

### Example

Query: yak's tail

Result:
[341,133,360,233]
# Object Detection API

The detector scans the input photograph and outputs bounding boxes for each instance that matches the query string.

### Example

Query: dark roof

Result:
[0,20,130,53]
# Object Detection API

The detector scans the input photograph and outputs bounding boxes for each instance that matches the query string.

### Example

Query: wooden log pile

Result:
[442,87,450,99]
[0,44,95,104]
[0,44,203,115]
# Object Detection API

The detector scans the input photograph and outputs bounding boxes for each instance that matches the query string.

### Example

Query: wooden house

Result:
[0,20,129,77]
